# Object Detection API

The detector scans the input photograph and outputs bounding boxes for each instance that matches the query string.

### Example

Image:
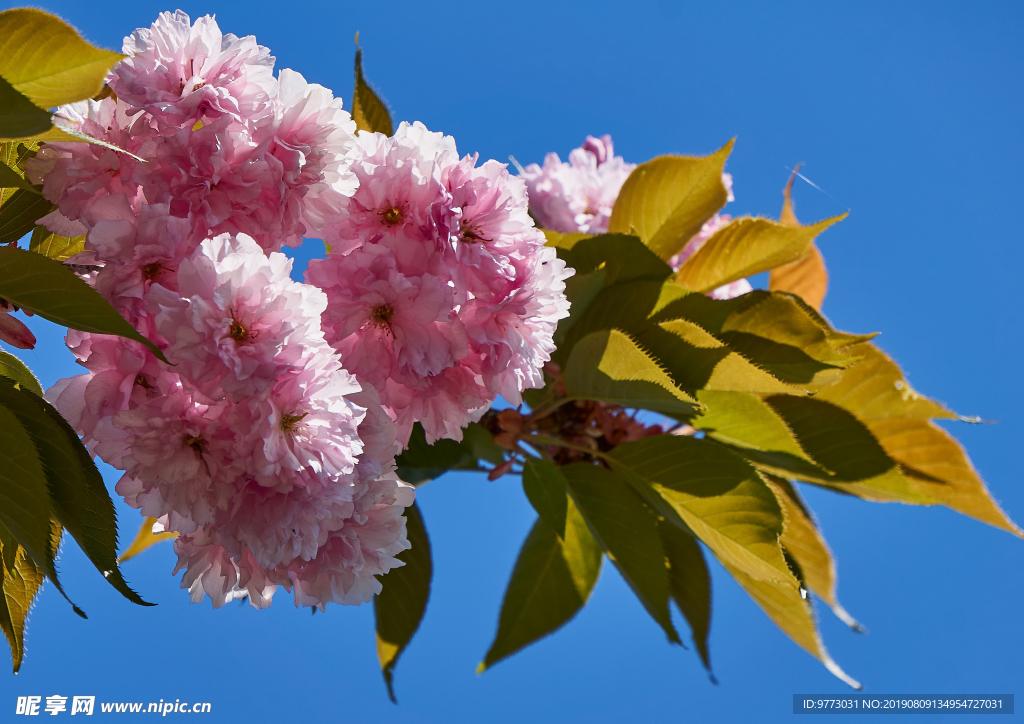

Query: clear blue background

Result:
[2,1,1022,722]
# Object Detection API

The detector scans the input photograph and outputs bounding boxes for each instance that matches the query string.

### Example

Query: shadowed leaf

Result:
[0,159,38,192]
[608,141,734,261]
[0,188,54,244]
[0,76,51,140]
[480,499,602,671]
[763,475,861,630]
[865,418,1022,536]
[563,329,697,418]
[764,394,929,504]
[659,520,713,674]
[0,377,149,605]
[563,463,679,643]
[554,233,673,284]
[375,502,432,702]
[607,435,791,583]
[635,320,797,393]
[0,350,41,395]
[396,423,472,485]
[691,390,821,477]
[522,457,568,539]
[352,44,393,136]
[0,246,167,362]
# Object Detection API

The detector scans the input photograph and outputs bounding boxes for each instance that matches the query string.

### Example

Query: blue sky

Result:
[2,1,1023,722]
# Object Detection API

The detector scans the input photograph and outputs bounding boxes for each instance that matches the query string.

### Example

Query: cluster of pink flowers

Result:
[307,122,573,444]
[25,10,571,609]
[521,135,751,300]
[27,10,417,610]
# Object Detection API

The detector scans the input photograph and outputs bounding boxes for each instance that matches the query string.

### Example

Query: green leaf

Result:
[522,457,568,538]
[118,517,176,563]
[480,499,602,671]
[0,8,123,109]
[607,435,791,583]
[762,475,861,630]
[0,188,54,243]
[608,140,734,261]
[0,378,150,605]
[30,225,84,261]
[634,320,797,394]
[555,279,665,365]
[675,215,846,294]
[690,390,821,477]
[396,422,472,485]
[658,520,713,674]
[563,329,697,418]
[0,522,46,673]
[542,229,592,250]
[721,558,861,688]
[0,245,167,362]
[864,418,1022,536]
[563,462,680,644]
[352,44,393,136]
[0,401,81,616]
[809,342,956,420]
[554,233,673,285]
[0,350,41,395]
[460,422,505,467]
[763,394,929,503]
[0,159,38,192]
[0,75,51,140]
[375,502,432,702]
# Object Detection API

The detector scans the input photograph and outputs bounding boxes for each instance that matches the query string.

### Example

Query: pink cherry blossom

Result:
[520,134,636,235]
[109,10,276,127]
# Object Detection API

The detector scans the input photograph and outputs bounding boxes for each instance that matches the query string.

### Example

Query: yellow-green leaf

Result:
[721,559,861,689]
[0,8,123,109]
[118,517,177,563]
[563,463,680,644]
[659,520,713,673]
[0,522,46,673]
[351,43,392,136]
[29,225,84,261]
[635,319,797,394]
[608,435,792,584]
[608,141,734,261]
[763,475,861,630]
[810,342,956,420]
[0,350,41,395]
[564,329,697,417]
[480,499,602,671]
[676,215,845,294]
[374,502,431,702]
[691,390,821,477]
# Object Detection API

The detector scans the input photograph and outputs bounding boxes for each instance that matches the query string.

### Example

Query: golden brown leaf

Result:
[769,166,829,310]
